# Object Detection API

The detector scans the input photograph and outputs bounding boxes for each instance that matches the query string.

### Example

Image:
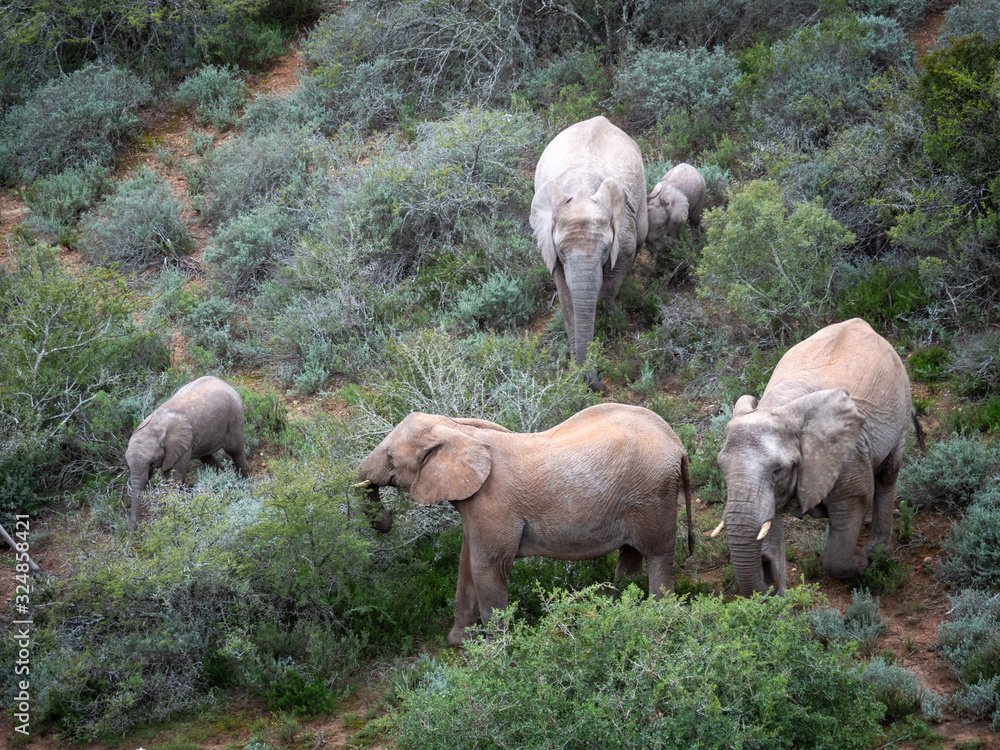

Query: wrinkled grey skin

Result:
[357,404,693,646]
[530,116,648,391]
[126,376,250,531]
[716,318,919,596]
[646,163,706,275]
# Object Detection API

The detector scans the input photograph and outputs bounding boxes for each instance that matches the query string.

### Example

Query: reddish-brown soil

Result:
[910,1,956,59]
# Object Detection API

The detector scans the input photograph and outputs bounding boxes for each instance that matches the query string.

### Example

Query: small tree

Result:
[696,179,855,335]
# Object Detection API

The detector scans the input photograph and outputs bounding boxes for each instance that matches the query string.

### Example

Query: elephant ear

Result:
[161,415,193,471]
[648,182,664,201]
[732,394,759,419]
[775,389,864,516]
[594,177,627,270]
[530,179,571,274]
[410,424,492,505]
[450,417,512,433]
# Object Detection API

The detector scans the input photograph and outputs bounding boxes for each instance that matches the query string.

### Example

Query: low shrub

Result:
[938,0,1000,45]
[938,588,1000,727]
[697,179,855,336]
[79,170,192,270]
[835,265,930,331]
[861,657,940,723]
[854,544,910,595]
[0,65,151,184]
[847,0,931,27]
[810,588,887,656]
[175,65,249,130]
[908,345,950,383]
[394,586,884,749]
[240,75,340,135]
[23,165,109,244]
[951,329,1000,398]
[939,484,1000,589]
[897,435,1000,510]
[452,270,540,332]
[949,395,1000,435]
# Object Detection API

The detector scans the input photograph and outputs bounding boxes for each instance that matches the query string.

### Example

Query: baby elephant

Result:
[646,163,707,274]
[126,376,250,530]
[356,403,694,646]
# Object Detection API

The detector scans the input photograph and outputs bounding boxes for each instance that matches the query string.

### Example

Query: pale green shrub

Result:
[453,270,540,332]
[810,588,887,656]
[0,65,151,184]
[897,435,1000,510]
[175,65,248,129]
[24,164,108,242]
[939,0,1000,44]
[938,589,1000,728]
[79,169,192,270]
[696,179,855,335]
[861,657,942,723]
[939,484,1000,589]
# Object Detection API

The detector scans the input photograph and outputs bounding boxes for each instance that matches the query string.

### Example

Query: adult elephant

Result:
[530,116,648,391]
[126,376,251,531]
[646,163,706,275]
[713,318,922,595]
[356,404,693,646]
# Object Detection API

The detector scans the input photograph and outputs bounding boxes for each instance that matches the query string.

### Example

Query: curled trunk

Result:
[356,474,393,533]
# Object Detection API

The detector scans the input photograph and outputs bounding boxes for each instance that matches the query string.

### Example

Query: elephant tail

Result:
[911,406,926,451]
[681,452,694,557]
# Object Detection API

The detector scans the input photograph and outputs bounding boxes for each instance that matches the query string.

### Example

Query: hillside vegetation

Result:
[3,0,1000,747]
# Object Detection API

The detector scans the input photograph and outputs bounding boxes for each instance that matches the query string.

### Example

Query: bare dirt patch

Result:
[910,1,956,59]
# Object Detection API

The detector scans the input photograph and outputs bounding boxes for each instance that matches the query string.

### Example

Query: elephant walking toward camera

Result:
[646,163,706,275]
[713,318,922,596]
[126,376,250,530]
[530,116,648,391]
[357,404,693,646]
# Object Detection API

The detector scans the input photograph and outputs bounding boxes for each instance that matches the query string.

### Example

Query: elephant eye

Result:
[386,450,394,466]
[772,466,783,479]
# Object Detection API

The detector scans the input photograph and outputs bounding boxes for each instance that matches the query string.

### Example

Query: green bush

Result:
[696,179,855,336]
[908,345,950,383]
[175,65,248,130]
[79,169,192,270]
[810,588,888,656]
[0,65,151,184]
[861,657,938,723]
[939,0,1000,44]
[304,0,535,129]
[240,74,339,135]
[848,0,931,27]
[854,544,910,595]
[525,47,612,128]
[0,244,169,520]
[195,127,321,225]
[394,586,884,749]
[203,201,307,296]
[951,329,1000,397]
[949,395,1000,435]
[938,588,1000,727]
[917,34,1000,189]
[939,484,1000,589]
[835,265,930,331]
[23,165,109,244]
[452,270,540,332]
[736,14,913,148]
[897,435,1000,510]
[615,45,739,144]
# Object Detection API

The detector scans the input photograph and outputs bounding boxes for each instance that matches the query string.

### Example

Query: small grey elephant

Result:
[126,376,251,530]
[646,163,706,275]
[356,404,693,646]
[530,116,648,391]
[713,318,922,596]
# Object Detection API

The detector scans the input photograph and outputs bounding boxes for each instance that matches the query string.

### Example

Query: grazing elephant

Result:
[356,404,693,646]
[646,163,706,275]
[713,318,922,595]
[530,116,648,391]
[126,376,251,530]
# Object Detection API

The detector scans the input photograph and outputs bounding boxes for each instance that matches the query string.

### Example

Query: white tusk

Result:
[757,520,772,541]
[710,520,725,538]
[351,480,372,489]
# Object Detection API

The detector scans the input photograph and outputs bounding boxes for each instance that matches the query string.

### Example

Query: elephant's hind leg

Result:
[615,544,643,578]
[227,447,251,478]
[867,452,902,556]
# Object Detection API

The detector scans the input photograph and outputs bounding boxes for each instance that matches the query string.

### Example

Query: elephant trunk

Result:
[565,258,602,388]
[128,467,148,532]
[356,469,393,534]
[723,491,786,596]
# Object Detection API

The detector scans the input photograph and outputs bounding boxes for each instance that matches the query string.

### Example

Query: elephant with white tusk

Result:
[356,404,693,646]
[716,318,923,596]
[530,116,648,391]
[126,376,251,531]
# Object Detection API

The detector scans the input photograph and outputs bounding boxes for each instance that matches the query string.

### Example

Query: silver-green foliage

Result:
[939,0,1000,44]
[897,435,1000,510]
[938,589,1000,728]
[24,164,108,241]
[394,586,884,750]
[810,588,887,656]
[0,65,152,184]
[696,179,855,335]
[615,45,740,133]
[175,64,248,129]
[79,169,192,270]
[861,657,942,723]
[939,484,1000,589]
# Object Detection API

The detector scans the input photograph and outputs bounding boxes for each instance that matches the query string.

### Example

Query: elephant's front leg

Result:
[823,493,870,579]
[469,548,515,637]
[449,535,480,647]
